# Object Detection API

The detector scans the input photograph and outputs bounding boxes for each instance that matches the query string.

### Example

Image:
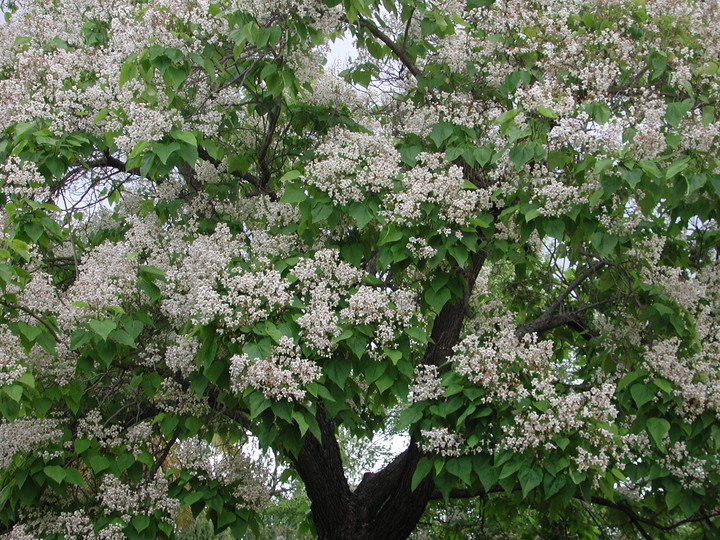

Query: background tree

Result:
[0,0,720,538]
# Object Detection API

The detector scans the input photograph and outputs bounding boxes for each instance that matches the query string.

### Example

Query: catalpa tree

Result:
[0,0,719,538]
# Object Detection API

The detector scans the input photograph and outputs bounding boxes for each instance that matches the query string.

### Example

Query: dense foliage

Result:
[1,0,720,538]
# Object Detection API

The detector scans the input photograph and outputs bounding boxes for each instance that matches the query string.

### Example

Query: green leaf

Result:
[509,143,534,168]
[666,156,690,180]
[74,439,92,454]
[446,457,473,485]
[3,385,22,402]
[397,405,423,429]
[279,182,307,204]
[87,455,111,473]
[171,130,197,147]
[153,142,181,165]
[406,326,428,343]
[630,383,654,408]
[544,473,567,497]
[666,489,683,510]
[411,457,433,491]
[653,378,673,393]
[536,105,557,119]
[348,202,374,228]
[647,417,671,448]
[279,170,301,183]
[524,208,540,222]
[665,99,694,128]
[429,123,453,148]
[132,515,151,533]
[43,465,66,484]
[375,372,394,393]
[88,320,117,341]
[495,109,519,125]
[424,286,451,312]
[384,348,403,364]
[519,467,543,498]
[64,468,85,486]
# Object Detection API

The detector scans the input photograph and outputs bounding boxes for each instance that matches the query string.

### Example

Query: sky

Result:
[325,31,358,69]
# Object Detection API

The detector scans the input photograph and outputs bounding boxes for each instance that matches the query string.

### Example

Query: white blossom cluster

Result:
[406,237,438,260]
[219,267,292,329]
[0,417,62,469]
[123,420,154,457]
[340,286,419,356]
[445,0,720,170]
[0,327,26,387]
[385,152,491,228]
[174,437,270,511]
[305,128,401,205]
[657,440,709,490]
[155,379,211,417]
[0,0,249,142]
[99,473,179,524]
[292,248,364,355]
[161,223,294,331]
[644,338,720,421]
[236,0,343,33]
[408,365,443,403]
[9,510,96,540]
[76,409,124,449]
[0,156,49,201]
[419,427,465,457]
[451,308,620,471]
[68,241,138,312]
[162,223,241,327]
[230,336,321,401]
[164,333,201,377]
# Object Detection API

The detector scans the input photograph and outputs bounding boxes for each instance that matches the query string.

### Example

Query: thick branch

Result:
[354,439,435,540]
[516,261,606,339]
[348,248,489,537]
[357,17,422,79]
[288,403,354,539]
[257,96,282,187]
[428,484,507,500]
[590,496,720,533]
[424,249,487,367]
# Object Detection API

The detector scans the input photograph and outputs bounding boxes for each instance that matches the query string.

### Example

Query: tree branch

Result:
[288,403,354,539]
[590,496,720,533]
[516,260,606,338]
[428,484,507,500]
[257,95,283,187]
[356,17,422,79]
[424,249,487,367]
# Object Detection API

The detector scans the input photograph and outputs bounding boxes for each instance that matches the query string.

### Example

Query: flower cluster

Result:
[0,156,49,201]
[0,327,26,387]
[340,286,419,356]
[386,153,491,228]
[230,336,321,401]
[305,128,401,205]
[292,249,364,355]
[164,333,200,377]
[0,417,62,469]
[69,241,138,312]
[99,473,179,524]
[419,427,466,457]
[177,438,271,512]
[408,365,443,403]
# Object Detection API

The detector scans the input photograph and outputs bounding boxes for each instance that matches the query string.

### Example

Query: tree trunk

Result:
[291,412,434,540]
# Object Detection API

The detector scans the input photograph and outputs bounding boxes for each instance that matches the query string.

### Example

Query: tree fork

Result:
[292,248,488,539]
